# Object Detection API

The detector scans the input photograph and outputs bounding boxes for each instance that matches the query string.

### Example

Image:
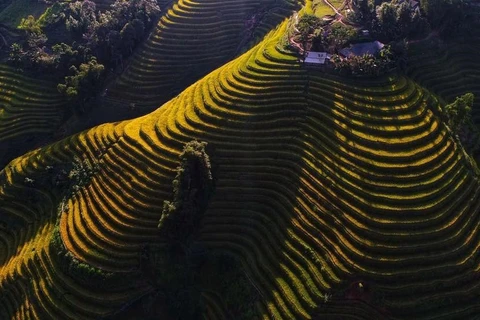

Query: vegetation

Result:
[350,0,472,40]
[9,0,161,113]
[296,14,323,49]
[324,23,358,51]
[2,0,480,319]
[159,140,214,250]
[445,93,474,133]
[373,0,428,41]
[57,57,105,110]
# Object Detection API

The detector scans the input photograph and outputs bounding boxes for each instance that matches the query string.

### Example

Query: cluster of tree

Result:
[330,45,396,76]
[79,0,160,63]
[374,1,428,41]
[57,58,105,110]
[9,0,161,111]
[158,140,215,251]
[12,0,160,69]
[445,92,474,134]
[296,14,323,47]
[420,0,476,36]
[295,15,358,53]
[148,140,215,318]
[323,23,358,51]
[350,0,429,42]
[351,0,474,41]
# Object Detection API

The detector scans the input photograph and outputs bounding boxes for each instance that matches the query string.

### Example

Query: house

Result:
[304,51,331,64]
[339,41,384,58]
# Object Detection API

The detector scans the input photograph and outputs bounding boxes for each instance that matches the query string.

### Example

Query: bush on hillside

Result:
[324,23,358,52]
[57,57,105,112]
[349,0,374,24]
[420,0,470,35]
[158,140,214,250]
[373,1,428,41]
[445,92,474,133]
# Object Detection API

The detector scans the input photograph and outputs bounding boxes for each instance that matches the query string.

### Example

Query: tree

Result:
[350,0,373,24]
[325,23,357,50]
[297,14,321,36]
[420,0,469,36]
[52,43,79,70]
[296,14,322,53]
[158,140,214,250]
[19,15,42,35]
[120,22,136,54]
[9,43,25,66]
[57,57,105,111]
[445,93,474,133]
[373,0,428,41]
[65,0,97,36]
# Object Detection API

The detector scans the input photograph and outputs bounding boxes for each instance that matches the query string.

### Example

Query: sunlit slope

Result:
[1,21,480,319]
[106,0,300,107]
[0,65,66,144]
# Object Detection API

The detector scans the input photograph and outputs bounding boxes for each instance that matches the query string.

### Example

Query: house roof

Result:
[305,51,331,64]
[339,41,384,57]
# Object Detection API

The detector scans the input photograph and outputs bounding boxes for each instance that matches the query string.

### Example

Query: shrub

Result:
[325,23,358,51]
[158,140,214,249]
[445,93,474,133]
[57,57,105,112]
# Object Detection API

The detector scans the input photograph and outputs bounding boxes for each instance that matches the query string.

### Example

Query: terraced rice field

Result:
[407,33,480,121]
[0,65,66,144]
[107,0,301,107]
[1,18,480,318]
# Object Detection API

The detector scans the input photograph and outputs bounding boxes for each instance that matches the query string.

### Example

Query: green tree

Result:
[158,140,214,250]
[9,43,25,66]
[296,14,322,52]
[420,0,468,36]
[375,2,398,39]
[52,43,79,70]
[445,93,474,133]
[57,57,105,111]
[351,0,373,24]
[19,15,42,35]
[326,23,357,50]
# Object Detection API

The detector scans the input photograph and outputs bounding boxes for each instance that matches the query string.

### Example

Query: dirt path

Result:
[324,0,343,17]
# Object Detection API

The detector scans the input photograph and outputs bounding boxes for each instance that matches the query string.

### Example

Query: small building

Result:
[339,41,384,58]
[304,51,330,65]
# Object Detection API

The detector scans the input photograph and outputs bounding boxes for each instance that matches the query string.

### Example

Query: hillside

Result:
[406,26,480,159]
[1,15,480,319]
[0,64,67,166]
[106,0,301,107]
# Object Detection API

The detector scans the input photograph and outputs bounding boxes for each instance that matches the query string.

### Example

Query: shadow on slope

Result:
[2,16,480,320]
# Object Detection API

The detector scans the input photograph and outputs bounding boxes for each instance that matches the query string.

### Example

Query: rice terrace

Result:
[0,0,479,318]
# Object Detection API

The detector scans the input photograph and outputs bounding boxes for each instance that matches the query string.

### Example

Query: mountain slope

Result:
[106,0,301,107]
[1,20,480,319]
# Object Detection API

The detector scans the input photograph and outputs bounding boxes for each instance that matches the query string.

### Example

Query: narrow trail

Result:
[323,0,343,17]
